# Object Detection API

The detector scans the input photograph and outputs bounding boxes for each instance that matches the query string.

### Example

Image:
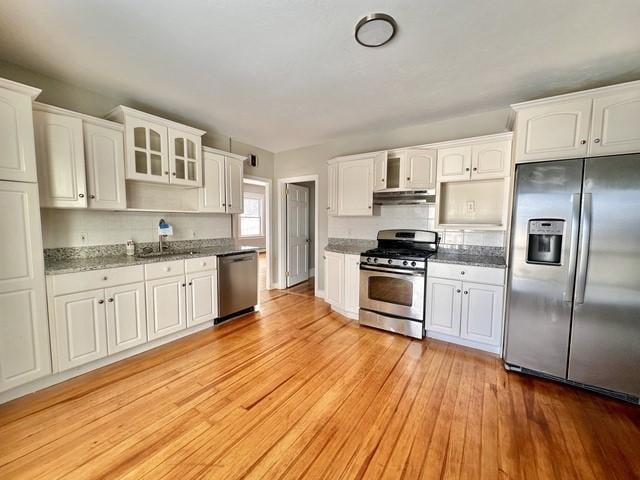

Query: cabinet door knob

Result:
[463,291,468,295]
[580,139,587,145]
[368,205,372,209]
[472,167,477,171]
[164,171,169,175]
[594,138,601,143]
[98,299,104,304]
[465,168,470,172]
[164,267,171,272]
[90,194,96,199]
[223,203,226,206]
[381,178,384,182]
[188,282,192,286]
[78,193,85,198]
[102,276,108,281]
[108,298,114,302]
[201,262,206,266]
[172,172,177,176]
[461,271,465,275]
[326,206,330,210]
[456,289,461,293]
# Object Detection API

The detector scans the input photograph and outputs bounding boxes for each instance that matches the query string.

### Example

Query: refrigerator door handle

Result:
[564,193,582,302]
[575,193,592,304]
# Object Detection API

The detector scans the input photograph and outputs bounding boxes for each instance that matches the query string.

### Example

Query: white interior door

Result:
[286,184,310,287]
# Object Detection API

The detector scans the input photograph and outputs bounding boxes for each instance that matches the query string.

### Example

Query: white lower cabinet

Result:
[146,275,187,341]
[324,251,360,318]
[425,277,462,336]
[105,282,146,354]
[426,263,505,353]
[53,289,108,371]
[186,271,218,327]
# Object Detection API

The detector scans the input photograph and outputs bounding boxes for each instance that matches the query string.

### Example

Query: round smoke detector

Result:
[355,13,397,47]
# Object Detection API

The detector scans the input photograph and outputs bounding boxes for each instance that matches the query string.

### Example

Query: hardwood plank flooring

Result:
[0,289,638,479]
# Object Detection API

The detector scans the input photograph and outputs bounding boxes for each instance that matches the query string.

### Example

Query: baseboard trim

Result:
[426,330,501,355]
[315,289,325,299]
[0,320,216,405]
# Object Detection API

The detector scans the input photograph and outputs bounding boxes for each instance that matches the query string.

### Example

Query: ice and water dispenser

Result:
[526,220,564,265]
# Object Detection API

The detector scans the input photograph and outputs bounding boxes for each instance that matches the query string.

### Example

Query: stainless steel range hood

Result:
[373,190,436,206]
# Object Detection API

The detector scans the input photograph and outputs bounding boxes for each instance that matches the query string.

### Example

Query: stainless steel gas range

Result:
[359,229,438,339]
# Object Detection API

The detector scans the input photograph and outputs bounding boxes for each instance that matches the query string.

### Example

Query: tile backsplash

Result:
[328,204,506,248]
[40,209,232,249]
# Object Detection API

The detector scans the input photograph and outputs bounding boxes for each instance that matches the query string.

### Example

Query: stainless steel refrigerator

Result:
[504,154,640,402]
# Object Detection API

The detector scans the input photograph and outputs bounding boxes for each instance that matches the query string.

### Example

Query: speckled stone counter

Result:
[324,238,376,256]
[45,245,259,275]
[428,252,506,268]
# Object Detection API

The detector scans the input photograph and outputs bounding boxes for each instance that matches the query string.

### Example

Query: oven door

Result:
[359,265,425,320]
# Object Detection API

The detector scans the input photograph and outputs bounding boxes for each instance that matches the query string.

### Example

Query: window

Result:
[240,192,264,237]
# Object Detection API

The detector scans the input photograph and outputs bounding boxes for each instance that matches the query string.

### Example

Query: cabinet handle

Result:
[172,172,177,176]
[90,194,96,199]
[98,299,104,304]
[164,171,169,175]
[472,167,477,171]
[102,276,108,281]
[223,203,226,206]
[108,298,114,302]
[326,206,330,210]
[406,177,410,181]
[580,139,587,145]
[164,267,171,272]
[79,193,85,198]
[368,206,372,209]
[381,178,385,182]
[182,283,186,287]
[594,138,601,143]
[188,282,193,286]
[465,168,470,172]
[461,271,465,275]
[463,291,468,295]
[229,204,232,207]
[456,289,461,293]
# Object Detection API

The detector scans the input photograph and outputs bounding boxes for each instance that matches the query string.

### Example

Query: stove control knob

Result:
[403,260,408,266]
[387,259,393,265]
[373,258,378,263]
[367,257,371,263]
[411,261,416,267]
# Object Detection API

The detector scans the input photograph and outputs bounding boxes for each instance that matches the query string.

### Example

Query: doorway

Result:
[234,176,272,302]
[278,175,319,296]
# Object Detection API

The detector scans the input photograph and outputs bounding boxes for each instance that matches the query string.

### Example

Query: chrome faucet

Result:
[158,219,170,254]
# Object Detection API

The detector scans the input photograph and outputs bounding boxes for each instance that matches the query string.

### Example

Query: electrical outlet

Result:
[80,232,88,242]
[466,201,476,214]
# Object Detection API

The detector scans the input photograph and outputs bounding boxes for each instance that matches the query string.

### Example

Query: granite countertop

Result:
[428,252,506,269]
[45,245,259,275]
[324,240,376,256]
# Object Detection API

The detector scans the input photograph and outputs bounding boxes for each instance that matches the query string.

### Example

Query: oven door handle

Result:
[360,265,425,277]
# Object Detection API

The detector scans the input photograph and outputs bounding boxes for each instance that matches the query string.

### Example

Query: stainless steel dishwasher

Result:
[216,251,258,321]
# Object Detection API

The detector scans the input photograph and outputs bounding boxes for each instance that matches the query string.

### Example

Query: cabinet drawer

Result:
[144,260,185,280]
[51,265,144,296]
[427,262,504,285]
[185,256,217,274]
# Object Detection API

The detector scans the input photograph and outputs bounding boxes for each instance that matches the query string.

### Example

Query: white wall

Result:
[275,107,513,288]
[41,209,231,249]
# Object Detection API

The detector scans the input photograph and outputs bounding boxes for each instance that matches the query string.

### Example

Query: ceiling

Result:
[1,1,639,152]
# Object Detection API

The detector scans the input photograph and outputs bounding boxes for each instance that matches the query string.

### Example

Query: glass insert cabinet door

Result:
[169,130,201,186]
[125,118,169,183]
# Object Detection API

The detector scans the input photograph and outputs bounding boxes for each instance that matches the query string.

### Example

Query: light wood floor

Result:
[1,289,639,479]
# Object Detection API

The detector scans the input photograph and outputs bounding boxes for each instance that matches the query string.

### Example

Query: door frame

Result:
[234,175,273,290]
[277,174,319,296]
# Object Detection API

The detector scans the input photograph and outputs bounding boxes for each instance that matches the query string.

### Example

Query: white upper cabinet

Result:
[124,116,168,183]
[471,140,511,179]
[404,148,436,189]
[0,79,40,183]
[512,81,640,162]
[107,106,205,186]
[373,151,388,191]
[327,163,338,215]
[337,157,373,216]
[437,145,471,181]
[513,98,592,162]
[225,156,244,214]
[169,129,201,186]
[199,150,226,212]
[83,121,126,210]
[34,110,87,208]
[590,86,640,156]
[0,181,51,392]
